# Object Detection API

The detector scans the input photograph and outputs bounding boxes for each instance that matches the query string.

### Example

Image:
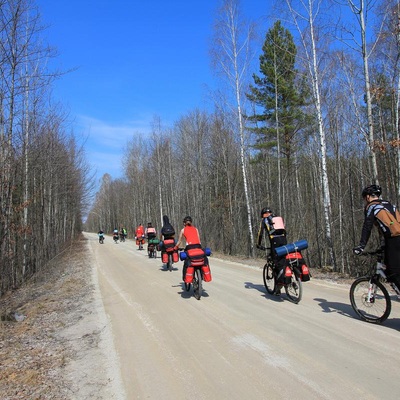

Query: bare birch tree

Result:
[284,0,336,270]
[211,0,256,255]
[336,0,392,183]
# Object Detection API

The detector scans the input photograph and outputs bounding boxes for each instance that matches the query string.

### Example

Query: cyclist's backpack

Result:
[266,216,287,248]
[162,223,175,237]
[368,200,400,237]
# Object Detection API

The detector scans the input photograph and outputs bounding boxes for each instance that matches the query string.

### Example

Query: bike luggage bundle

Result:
[275,239,308,257]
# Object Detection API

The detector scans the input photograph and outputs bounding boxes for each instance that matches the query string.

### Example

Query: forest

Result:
[0,0,90,296]
[1,0,400,296]
[86,0,400,275]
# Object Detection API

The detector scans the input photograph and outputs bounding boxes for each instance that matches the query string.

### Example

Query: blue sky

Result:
[36,0,270,187]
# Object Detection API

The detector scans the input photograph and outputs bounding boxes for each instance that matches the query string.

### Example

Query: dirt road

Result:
[87,232,400,400]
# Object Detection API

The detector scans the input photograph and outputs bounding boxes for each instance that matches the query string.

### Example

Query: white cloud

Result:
[76,115,153,185]
[77,114,152,148]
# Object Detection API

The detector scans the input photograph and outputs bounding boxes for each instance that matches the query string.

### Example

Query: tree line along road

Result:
[86,232,400,400]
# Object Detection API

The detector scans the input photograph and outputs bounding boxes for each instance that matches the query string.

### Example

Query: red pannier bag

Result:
[186,248,206,267]
[185,266,194,283]
[301,264,310,281]
[202,265,212,282]
[162,252,168,263]
[164,238,175,252]
[285,251,310,282]
[172,251,179,262]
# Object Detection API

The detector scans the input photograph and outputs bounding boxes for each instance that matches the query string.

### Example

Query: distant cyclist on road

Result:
[135,223,145,249]
[145,222,157,240]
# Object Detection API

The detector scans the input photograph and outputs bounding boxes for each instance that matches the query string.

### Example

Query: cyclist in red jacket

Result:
[175,216,206,281]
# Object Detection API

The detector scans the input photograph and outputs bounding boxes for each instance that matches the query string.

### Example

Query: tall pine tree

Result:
[247,20,310,171]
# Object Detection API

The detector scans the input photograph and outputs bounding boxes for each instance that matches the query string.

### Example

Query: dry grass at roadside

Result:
[0,235,93,400]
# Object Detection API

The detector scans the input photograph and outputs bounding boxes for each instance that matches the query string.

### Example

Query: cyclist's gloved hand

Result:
[256,245,266,251]
[353,245,364,255]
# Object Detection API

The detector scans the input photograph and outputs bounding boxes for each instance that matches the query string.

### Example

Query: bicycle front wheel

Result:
[263,262,276,295]
[193,268,203,300]
[350,277,391,323]
[285,272,302,304]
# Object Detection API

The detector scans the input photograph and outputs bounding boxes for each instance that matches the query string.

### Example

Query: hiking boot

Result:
[274,288,281,296]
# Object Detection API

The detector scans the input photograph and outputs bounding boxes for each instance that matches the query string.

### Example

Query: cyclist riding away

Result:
[135,223,145,249]
[175,216,208,282]
[159,215,178,263]
[98,230,104,243]
[353,184,400,292]
[145,222,157,256]
[145,222,157,240]
[256,207,287,294]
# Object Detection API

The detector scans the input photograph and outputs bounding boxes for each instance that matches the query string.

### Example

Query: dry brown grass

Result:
[0,234,93,400]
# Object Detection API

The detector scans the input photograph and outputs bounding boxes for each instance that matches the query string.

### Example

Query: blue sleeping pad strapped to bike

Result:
[275,239,308,257]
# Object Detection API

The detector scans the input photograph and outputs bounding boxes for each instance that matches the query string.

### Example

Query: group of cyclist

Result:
[132,216,208,278]
[95,184,400,301]
[256,184,400,297]
[97,227,127,243]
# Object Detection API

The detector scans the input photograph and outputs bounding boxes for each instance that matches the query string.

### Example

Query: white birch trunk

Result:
[286,0,336,269]
[213,0,255,255]
[359,0,379,183]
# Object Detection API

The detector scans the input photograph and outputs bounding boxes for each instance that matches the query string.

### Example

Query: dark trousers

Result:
[385,236,400,290]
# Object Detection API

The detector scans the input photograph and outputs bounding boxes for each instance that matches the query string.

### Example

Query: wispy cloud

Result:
[78,114,151,146]
[76,115,152,185]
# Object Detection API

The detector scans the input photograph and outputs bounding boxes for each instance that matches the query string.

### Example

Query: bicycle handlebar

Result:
[360,249,384,256]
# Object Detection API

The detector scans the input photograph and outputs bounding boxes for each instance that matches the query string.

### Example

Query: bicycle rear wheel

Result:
[167,254,173,271]
[263,262,276,295]
[285,272,302,303]
[193,268,203,300]
[350,277,391,323]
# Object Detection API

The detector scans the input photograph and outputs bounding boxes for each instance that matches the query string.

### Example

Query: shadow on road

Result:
[314,297,400,331]
[244,282,283,302]
[159,265,179,272]
[314,297,355,317]
[174,283,210,299]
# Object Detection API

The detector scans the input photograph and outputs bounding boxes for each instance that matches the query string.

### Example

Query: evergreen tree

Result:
[247,20,311,169]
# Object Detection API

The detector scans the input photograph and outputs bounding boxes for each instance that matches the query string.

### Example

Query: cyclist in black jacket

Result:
[353,184,400,291]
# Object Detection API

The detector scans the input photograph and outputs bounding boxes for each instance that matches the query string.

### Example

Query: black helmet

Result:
[183,216,192,223]
[261,207,272,217]
[362,184,382,198]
